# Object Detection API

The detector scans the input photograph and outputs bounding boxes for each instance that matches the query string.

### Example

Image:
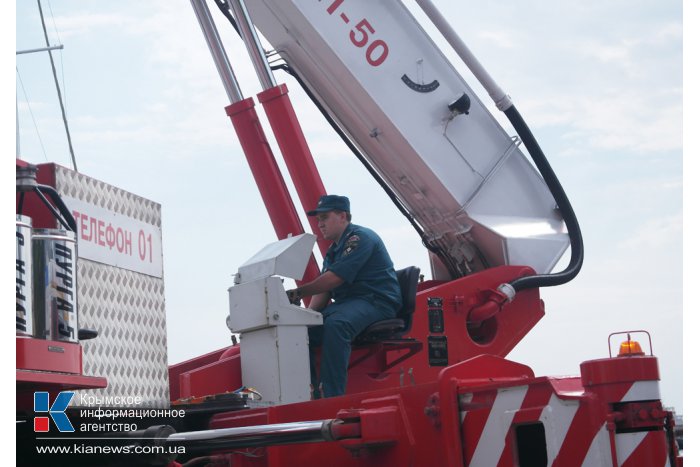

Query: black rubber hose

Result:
[504,105,584,291]
[17,191,25,214]
[213,0,240,35]
[37,184,77,232]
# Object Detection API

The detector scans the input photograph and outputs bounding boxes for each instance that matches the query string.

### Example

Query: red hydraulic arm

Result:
[225,98,321,290]
[258,84,332,256]
[227,0,332,256]
[190,0,321,292]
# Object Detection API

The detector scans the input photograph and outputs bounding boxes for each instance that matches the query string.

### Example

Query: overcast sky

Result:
[12,0,689,417]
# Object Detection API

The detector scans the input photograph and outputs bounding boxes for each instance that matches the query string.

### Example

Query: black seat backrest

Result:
[395,266,421,332]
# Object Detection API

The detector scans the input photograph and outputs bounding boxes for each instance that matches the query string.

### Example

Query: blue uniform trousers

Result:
[308,298,395,398]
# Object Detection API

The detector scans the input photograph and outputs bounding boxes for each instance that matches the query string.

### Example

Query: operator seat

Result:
[354,266,421,344]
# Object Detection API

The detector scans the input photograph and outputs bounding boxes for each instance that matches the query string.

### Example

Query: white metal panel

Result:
[228,279,269,332]
[52,165,169,408]
[228,276,322,332]
[229,236,322,404]
[236,233,316,284]
[621,381,661,402]
[240,327,283,403]
[247,0,569,273]
[239,326,313,404]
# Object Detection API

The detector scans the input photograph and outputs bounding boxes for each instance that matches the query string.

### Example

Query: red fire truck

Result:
[16,1,682,466]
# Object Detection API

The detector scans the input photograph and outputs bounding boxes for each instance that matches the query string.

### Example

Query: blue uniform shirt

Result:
[322,223,402,314]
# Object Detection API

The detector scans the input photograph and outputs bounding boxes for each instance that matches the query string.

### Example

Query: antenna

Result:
[36,0,78,171]
[16,44,66,160]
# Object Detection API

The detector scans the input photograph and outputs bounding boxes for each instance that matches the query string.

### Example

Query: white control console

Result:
[228,234,322,405]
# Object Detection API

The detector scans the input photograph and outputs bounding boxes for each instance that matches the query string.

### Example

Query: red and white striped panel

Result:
[459,378,668,466]
[580,425,614,467]
[540,393,579,466]
[621,380,661,402]
[461,386,527,465]
[616,431,671,467]
[577,426,670,467]
[461,385,564,466]
[617,380,667,466]
[469,385,528,465]
[551,378,646,465]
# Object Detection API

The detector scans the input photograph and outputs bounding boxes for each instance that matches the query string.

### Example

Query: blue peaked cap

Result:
[306,195,350,216]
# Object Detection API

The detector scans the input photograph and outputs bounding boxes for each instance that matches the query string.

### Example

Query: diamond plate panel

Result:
[55,165,161,227]
[52,165,169,408]
[76,261,169,407]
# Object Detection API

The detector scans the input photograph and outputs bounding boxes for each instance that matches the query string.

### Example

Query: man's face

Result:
[316,211,348,243]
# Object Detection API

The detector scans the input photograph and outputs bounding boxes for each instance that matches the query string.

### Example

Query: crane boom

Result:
[245,0,570,277]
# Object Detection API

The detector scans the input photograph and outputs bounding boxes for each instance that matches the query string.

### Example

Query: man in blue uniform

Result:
[285,195,402,398]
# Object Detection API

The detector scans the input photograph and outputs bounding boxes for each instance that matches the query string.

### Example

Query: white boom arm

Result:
[246,0,569,276]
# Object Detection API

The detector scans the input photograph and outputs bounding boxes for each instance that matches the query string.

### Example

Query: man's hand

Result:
[285,272,343,308]
[286,288,302,306]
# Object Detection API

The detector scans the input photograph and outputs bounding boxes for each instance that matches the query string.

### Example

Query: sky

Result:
[9,0,691,425]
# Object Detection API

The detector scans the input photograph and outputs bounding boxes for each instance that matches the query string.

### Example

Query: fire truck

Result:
[16,0,682,465]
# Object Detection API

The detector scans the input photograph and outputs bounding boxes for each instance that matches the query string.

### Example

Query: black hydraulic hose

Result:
[34,187,72,231]
[504,105,584,291]
[17,192,25,214]
[36,184,77,232]
[213,0,240,35]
